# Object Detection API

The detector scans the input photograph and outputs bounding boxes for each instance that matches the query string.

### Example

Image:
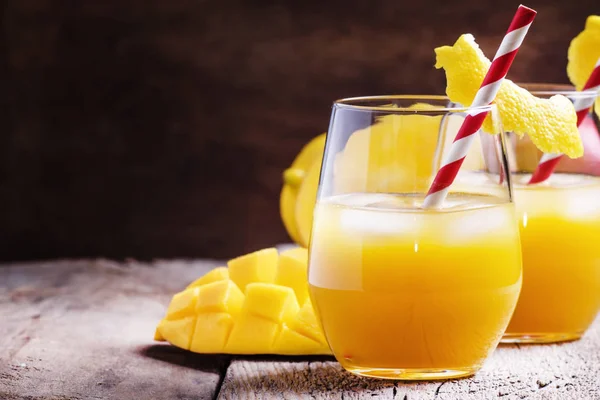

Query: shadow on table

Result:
[138,345,336,372]
[138,344,231,373]
[496,338,580,350]
[233,354,336,362]
[138,347,458,394]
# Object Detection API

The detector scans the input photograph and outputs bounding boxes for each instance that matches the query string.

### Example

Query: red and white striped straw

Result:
[423,5,537,208]
[528,57,600,185]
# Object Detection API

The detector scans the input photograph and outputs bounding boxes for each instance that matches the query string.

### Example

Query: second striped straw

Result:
[528,57,600,185]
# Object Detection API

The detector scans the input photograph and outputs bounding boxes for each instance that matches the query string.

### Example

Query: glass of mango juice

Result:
[492,84,600,344]
[307,96,523,380]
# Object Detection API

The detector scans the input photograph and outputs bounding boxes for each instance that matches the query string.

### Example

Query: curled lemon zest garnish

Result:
[436,34,583,158]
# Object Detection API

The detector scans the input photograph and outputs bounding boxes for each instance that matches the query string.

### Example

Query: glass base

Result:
[344,365,479,381]
[501,332,582,344]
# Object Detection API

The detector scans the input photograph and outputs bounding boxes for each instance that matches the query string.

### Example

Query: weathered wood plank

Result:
[0,259,227,400]
[219,319,600,399]
[4,259,600,399]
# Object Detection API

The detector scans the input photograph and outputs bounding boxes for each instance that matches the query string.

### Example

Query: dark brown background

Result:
[0,0,596,260]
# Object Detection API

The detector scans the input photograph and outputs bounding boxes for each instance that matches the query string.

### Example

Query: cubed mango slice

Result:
[156,248,332,355]
[275,325,330,355]
[187,266,229,289]
[228,248,278,291]
[196,280,244,317]
[289,301,327,344]
[225,314,280,354]
[190,313,234,353]
[154,328,165,341]
[276,247,310,306]
[165,287,199,320]
[244,283,300,324]
[156,316,196,350]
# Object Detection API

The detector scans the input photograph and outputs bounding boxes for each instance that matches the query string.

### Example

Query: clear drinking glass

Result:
[490,84,600,343]
[307,96,522,380]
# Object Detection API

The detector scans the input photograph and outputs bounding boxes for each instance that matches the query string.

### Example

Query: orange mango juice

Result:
[505,173,600,342]
[308,193,522,379]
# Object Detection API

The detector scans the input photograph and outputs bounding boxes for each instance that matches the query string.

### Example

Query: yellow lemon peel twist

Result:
[435,34,583,158]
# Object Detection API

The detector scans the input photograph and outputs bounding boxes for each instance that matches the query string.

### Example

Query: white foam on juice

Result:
[514,172,600,188]
[443,205,512,243]
[514,174,600,220]
[338,203,418,237]
[321,192,508,238]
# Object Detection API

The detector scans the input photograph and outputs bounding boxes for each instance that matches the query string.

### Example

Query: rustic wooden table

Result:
[1,260,599,400]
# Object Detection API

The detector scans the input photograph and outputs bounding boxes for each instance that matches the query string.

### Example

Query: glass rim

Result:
[517,82,596,99]
[333,95,494,113]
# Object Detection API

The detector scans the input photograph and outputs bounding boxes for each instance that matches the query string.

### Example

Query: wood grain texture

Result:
[0,259,226,400]
[0,0,599,260]
[219,320,600,399]
[2,259,600,399]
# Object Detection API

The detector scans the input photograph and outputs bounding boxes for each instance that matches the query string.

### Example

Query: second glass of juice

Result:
[497,84,600,343]
[308,96,522,380]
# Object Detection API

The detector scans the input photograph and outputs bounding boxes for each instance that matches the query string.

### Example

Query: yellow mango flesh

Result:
[187,266,229,289]
[276,247,310,306]
[190,313,234,353]
[155,247,331,355]
[244,283,300,323]
[225,314,281,354]
[196,280,244,316]
[165,287,199,320]
[228,248,278,291]
[276,325,330,355]
[156,317,196,350]
[289,301,327,344]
